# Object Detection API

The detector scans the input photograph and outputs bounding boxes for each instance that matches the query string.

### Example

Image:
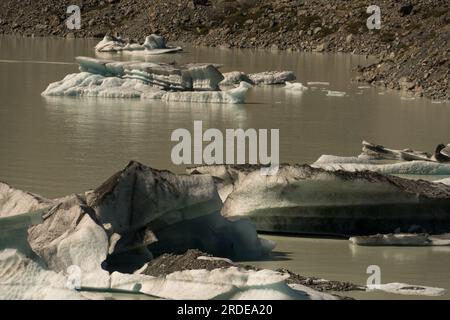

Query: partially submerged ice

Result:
[221,71,296,86]
[42,57,252,104]
[187,164,450,236]
[95,34,182,55]
[350,233,450,246]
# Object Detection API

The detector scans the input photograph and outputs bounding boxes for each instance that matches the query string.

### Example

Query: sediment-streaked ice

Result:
[350,233,450,246]
[95,34,182,54]
[248,71,296,85]
[313,155,450,175]
[367,283,446,296]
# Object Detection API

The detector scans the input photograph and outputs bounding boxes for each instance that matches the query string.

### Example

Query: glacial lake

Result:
[1,35,450,300]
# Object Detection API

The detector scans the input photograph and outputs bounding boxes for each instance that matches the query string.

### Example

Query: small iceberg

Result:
[326,90,346,97]
[220,71,296,86]
[350,233,450,246]
[95,34,182,55]
[307,81,330,86]
[285,81,308,91]
[248,71,296,85]
[367,283,446,297]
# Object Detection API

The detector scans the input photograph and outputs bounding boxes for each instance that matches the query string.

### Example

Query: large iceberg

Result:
[42,57,252,104]
[187,164,450,236]
[95,34,182,55]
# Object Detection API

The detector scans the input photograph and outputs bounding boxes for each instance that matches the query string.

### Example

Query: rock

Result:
[399,4,414,17]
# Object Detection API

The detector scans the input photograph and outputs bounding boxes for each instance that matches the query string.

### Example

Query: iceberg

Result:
[42,58,251,104]
[95,34,182,55]
[366,283,446,296]
[221,71,253,86]
[326,90,346,97]
[248,71,296,85]
[313,155,450,175]
[188,164,450,236]
[285,81,308,91]
[350,233,450,246]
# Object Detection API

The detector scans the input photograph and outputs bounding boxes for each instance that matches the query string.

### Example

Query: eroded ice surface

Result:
[0,181,52,217]
[248,71,296,85]
[188,164,450,235]
[313,155,450,175]
[0,249,84,300]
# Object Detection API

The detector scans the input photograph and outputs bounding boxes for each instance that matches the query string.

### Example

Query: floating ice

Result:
[367,283,446,296]
[42,58,250,104]
[162,81,252,104]
[95,34,182,54]
[350,233,450,246]
[188,164,450,235]
[285,82,308,91]
[326,90,346,97]
[313,155,450,175]
[220,71,253,86]
[307,81,330,86]
[248,71,296,85]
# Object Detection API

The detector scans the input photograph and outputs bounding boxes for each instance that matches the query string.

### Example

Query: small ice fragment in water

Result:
[326,90,346,97]
[307,81,330,86]
[285,81,308,91]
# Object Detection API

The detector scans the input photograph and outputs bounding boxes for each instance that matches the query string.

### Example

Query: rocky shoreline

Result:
[0,0,449,100]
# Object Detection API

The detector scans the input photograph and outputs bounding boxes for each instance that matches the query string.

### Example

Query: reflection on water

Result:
[248,235,450,300]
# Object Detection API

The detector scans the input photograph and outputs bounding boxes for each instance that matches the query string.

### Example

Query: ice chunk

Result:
[326,90,346,97]
[162,81,252,104]
[0,249,84,300]
[27,196,111,287]
[313,156,450,175]
[307,81,330,86]
[45,57,224,93]
[189,164,450,235]
[112,266,310,300]
[285,81,308,91]
[248,71,296,85]
[350,233,450,246]
[41,72,166,99]
[95,34,182,54]
[0,181,52,217]
[220,71,253,86]
[367,283,446,296]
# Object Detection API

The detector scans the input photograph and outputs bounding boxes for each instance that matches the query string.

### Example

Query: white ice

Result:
[367,283,446,296]
[307,81,330,86]
[95,34,182,54]
[162,81,252,104]
[0,249,84,300]
[284,81,308,91]
[326,90,346,97]
[0,182,51,217]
